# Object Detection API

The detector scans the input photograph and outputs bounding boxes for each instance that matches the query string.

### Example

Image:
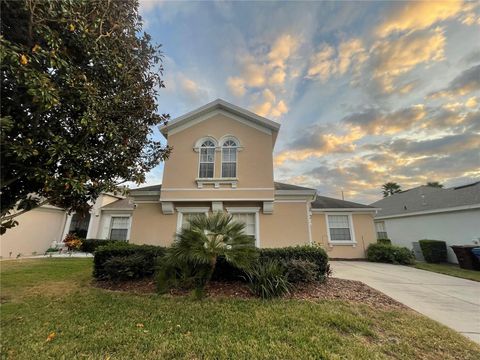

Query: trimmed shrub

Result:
[245,260,292,299]
[366,243,414,265]
[212,246,330,282]
[103,254,149,280]
[94,242,166,279]
[377,238,392,245]
[285,259,318,284]
[419,240,447,263]
[80,239,120,253]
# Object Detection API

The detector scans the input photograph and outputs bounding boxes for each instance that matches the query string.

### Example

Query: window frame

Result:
[197,139,216,179]
[226,207,260,247]
[176,207,210,233]
[108,215,131,241]
[221,139,238,179]
[375,221,388,239]
[325,213,356,246]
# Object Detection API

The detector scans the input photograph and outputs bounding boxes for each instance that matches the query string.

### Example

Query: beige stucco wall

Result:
[161,113,275,201]
[0,207,66,258]
[260,202,311,248]
[311,212,377,259]
[129,203,177,246]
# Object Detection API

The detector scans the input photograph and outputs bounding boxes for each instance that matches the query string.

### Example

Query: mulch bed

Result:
[94,277,406,310]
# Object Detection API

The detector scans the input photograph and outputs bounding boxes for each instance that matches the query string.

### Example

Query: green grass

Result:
[1,259,479,359]
[413,262,480,282]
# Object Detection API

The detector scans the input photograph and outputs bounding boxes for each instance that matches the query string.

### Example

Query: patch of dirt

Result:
[94,277,406,309]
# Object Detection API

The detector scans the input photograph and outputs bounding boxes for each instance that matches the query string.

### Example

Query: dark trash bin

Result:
[472,247,480,261]
[450,245,480,270]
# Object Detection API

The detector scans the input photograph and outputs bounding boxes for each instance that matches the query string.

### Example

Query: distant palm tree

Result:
[166,212,257,298]
[382,182,402,197]
[426,181,443,188]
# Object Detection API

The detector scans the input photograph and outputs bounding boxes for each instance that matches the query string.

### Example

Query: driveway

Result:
[330,261,480,343]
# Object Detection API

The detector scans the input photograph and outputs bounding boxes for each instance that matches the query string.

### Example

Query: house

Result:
[371,182,480,263]
[0,193,133,258]
[119,99,378,258]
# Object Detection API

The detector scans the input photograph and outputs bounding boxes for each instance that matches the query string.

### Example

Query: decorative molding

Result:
[176,207,210,213]
[196,178,238,189]
[161,198,275,201]
[212,201,223,212]
[226,207,261,213]
[262,201,274,214]
[161,202,174,215]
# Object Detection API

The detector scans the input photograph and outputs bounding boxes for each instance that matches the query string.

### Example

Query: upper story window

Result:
[199,140,215,178]
[221,139,237,178]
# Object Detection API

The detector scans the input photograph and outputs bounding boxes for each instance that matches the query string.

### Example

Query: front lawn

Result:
[1,259,479,359]
[413,262,480,282]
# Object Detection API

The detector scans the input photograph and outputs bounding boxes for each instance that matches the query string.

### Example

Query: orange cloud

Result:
[376,0,464,37]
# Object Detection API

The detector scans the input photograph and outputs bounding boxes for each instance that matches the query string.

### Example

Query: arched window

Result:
[222,139,237,178]
[198,139,215,178]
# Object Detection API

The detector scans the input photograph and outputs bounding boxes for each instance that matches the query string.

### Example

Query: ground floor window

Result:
[375,221,388,239]
[69,213,91,238]
[230,213,256,238]
[327,214,353,242]
[181,213,207,229]
[109,217,130,240]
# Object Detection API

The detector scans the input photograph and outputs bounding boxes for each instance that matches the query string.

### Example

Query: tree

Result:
[162,212,257,299]
[382,182,402,197]
[426,182,444,188]
[0,0,170,233]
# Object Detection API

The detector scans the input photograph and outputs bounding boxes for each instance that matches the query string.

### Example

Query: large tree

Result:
[382,182,402,197]
[0,0,170,233]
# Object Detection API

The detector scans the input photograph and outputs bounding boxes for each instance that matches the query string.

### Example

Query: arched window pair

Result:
[198,138,238,179]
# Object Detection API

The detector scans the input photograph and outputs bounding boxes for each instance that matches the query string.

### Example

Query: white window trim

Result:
[225,207,260,247]
[108,215,132,241]
[197,138,217,179]
[176,207,210,232]
[221,140,239,179]
[325,212,356,246]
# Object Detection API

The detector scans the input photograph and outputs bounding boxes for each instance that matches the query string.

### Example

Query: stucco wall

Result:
[311,213,377,259]
[379,209,480,263]
[129,203,177,246]
[0,207,66,258]
[161,113,275,201]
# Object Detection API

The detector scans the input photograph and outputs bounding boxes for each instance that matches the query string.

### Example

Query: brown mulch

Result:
[94,277,406,310]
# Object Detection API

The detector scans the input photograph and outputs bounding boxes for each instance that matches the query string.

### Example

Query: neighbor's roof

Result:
[274,182,315,191]
[160,99,281,138]
[101,198,134,210]
[129,184,162,193]
[311,195,375,210]
[371,181,480,218]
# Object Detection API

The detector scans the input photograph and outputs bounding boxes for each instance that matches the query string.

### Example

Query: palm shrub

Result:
[157,212,257,299]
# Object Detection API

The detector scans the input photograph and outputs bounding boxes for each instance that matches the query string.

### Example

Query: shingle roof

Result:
[274,182,315,191]
[311,195,374,209]
[101,198,134,210]
[130,184,162,192]
[371,181,480,218]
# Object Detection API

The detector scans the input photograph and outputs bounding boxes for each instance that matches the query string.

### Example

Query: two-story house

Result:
[120,99,379,259]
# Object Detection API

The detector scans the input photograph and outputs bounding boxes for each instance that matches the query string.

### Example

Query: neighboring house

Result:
[371,182,480,263]
[113,99,378,258]
[0,193,133,258]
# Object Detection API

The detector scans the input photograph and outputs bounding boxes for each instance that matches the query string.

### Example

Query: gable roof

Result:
[371,181,480,219]
[160,99,281,141]
[311,195,375,210]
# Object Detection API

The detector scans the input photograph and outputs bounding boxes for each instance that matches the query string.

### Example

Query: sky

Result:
[137,0,480,204]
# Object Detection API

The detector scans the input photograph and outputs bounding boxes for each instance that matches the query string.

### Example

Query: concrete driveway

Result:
[331,261,480,343]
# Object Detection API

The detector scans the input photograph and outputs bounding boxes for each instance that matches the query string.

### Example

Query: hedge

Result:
[418,240,447,263]
[377,238,391,245]
[366,243,414,265]
[93,243,166,279]
[80,239,121,253]
[212,246,330,282]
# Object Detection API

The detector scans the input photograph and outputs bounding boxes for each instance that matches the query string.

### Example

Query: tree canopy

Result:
[382,182,402,197]
[426,182,444,188]
[0,0,170,233]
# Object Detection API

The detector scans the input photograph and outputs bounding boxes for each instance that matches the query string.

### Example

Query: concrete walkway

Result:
[331,261,480,343]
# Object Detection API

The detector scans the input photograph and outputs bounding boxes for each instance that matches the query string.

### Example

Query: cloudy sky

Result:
[138,0,480,204]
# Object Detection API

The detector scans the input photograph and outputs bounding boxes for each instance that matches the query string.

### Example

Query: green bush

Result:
[212,245,330,282]
[245,260,292,299]
[80,239,120,253]
[93,243,166,279]
[285,259,318,284]
[377,238,391,245]
[366,243,414,265]
[419,240,447,263]
[103,254,148,280]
